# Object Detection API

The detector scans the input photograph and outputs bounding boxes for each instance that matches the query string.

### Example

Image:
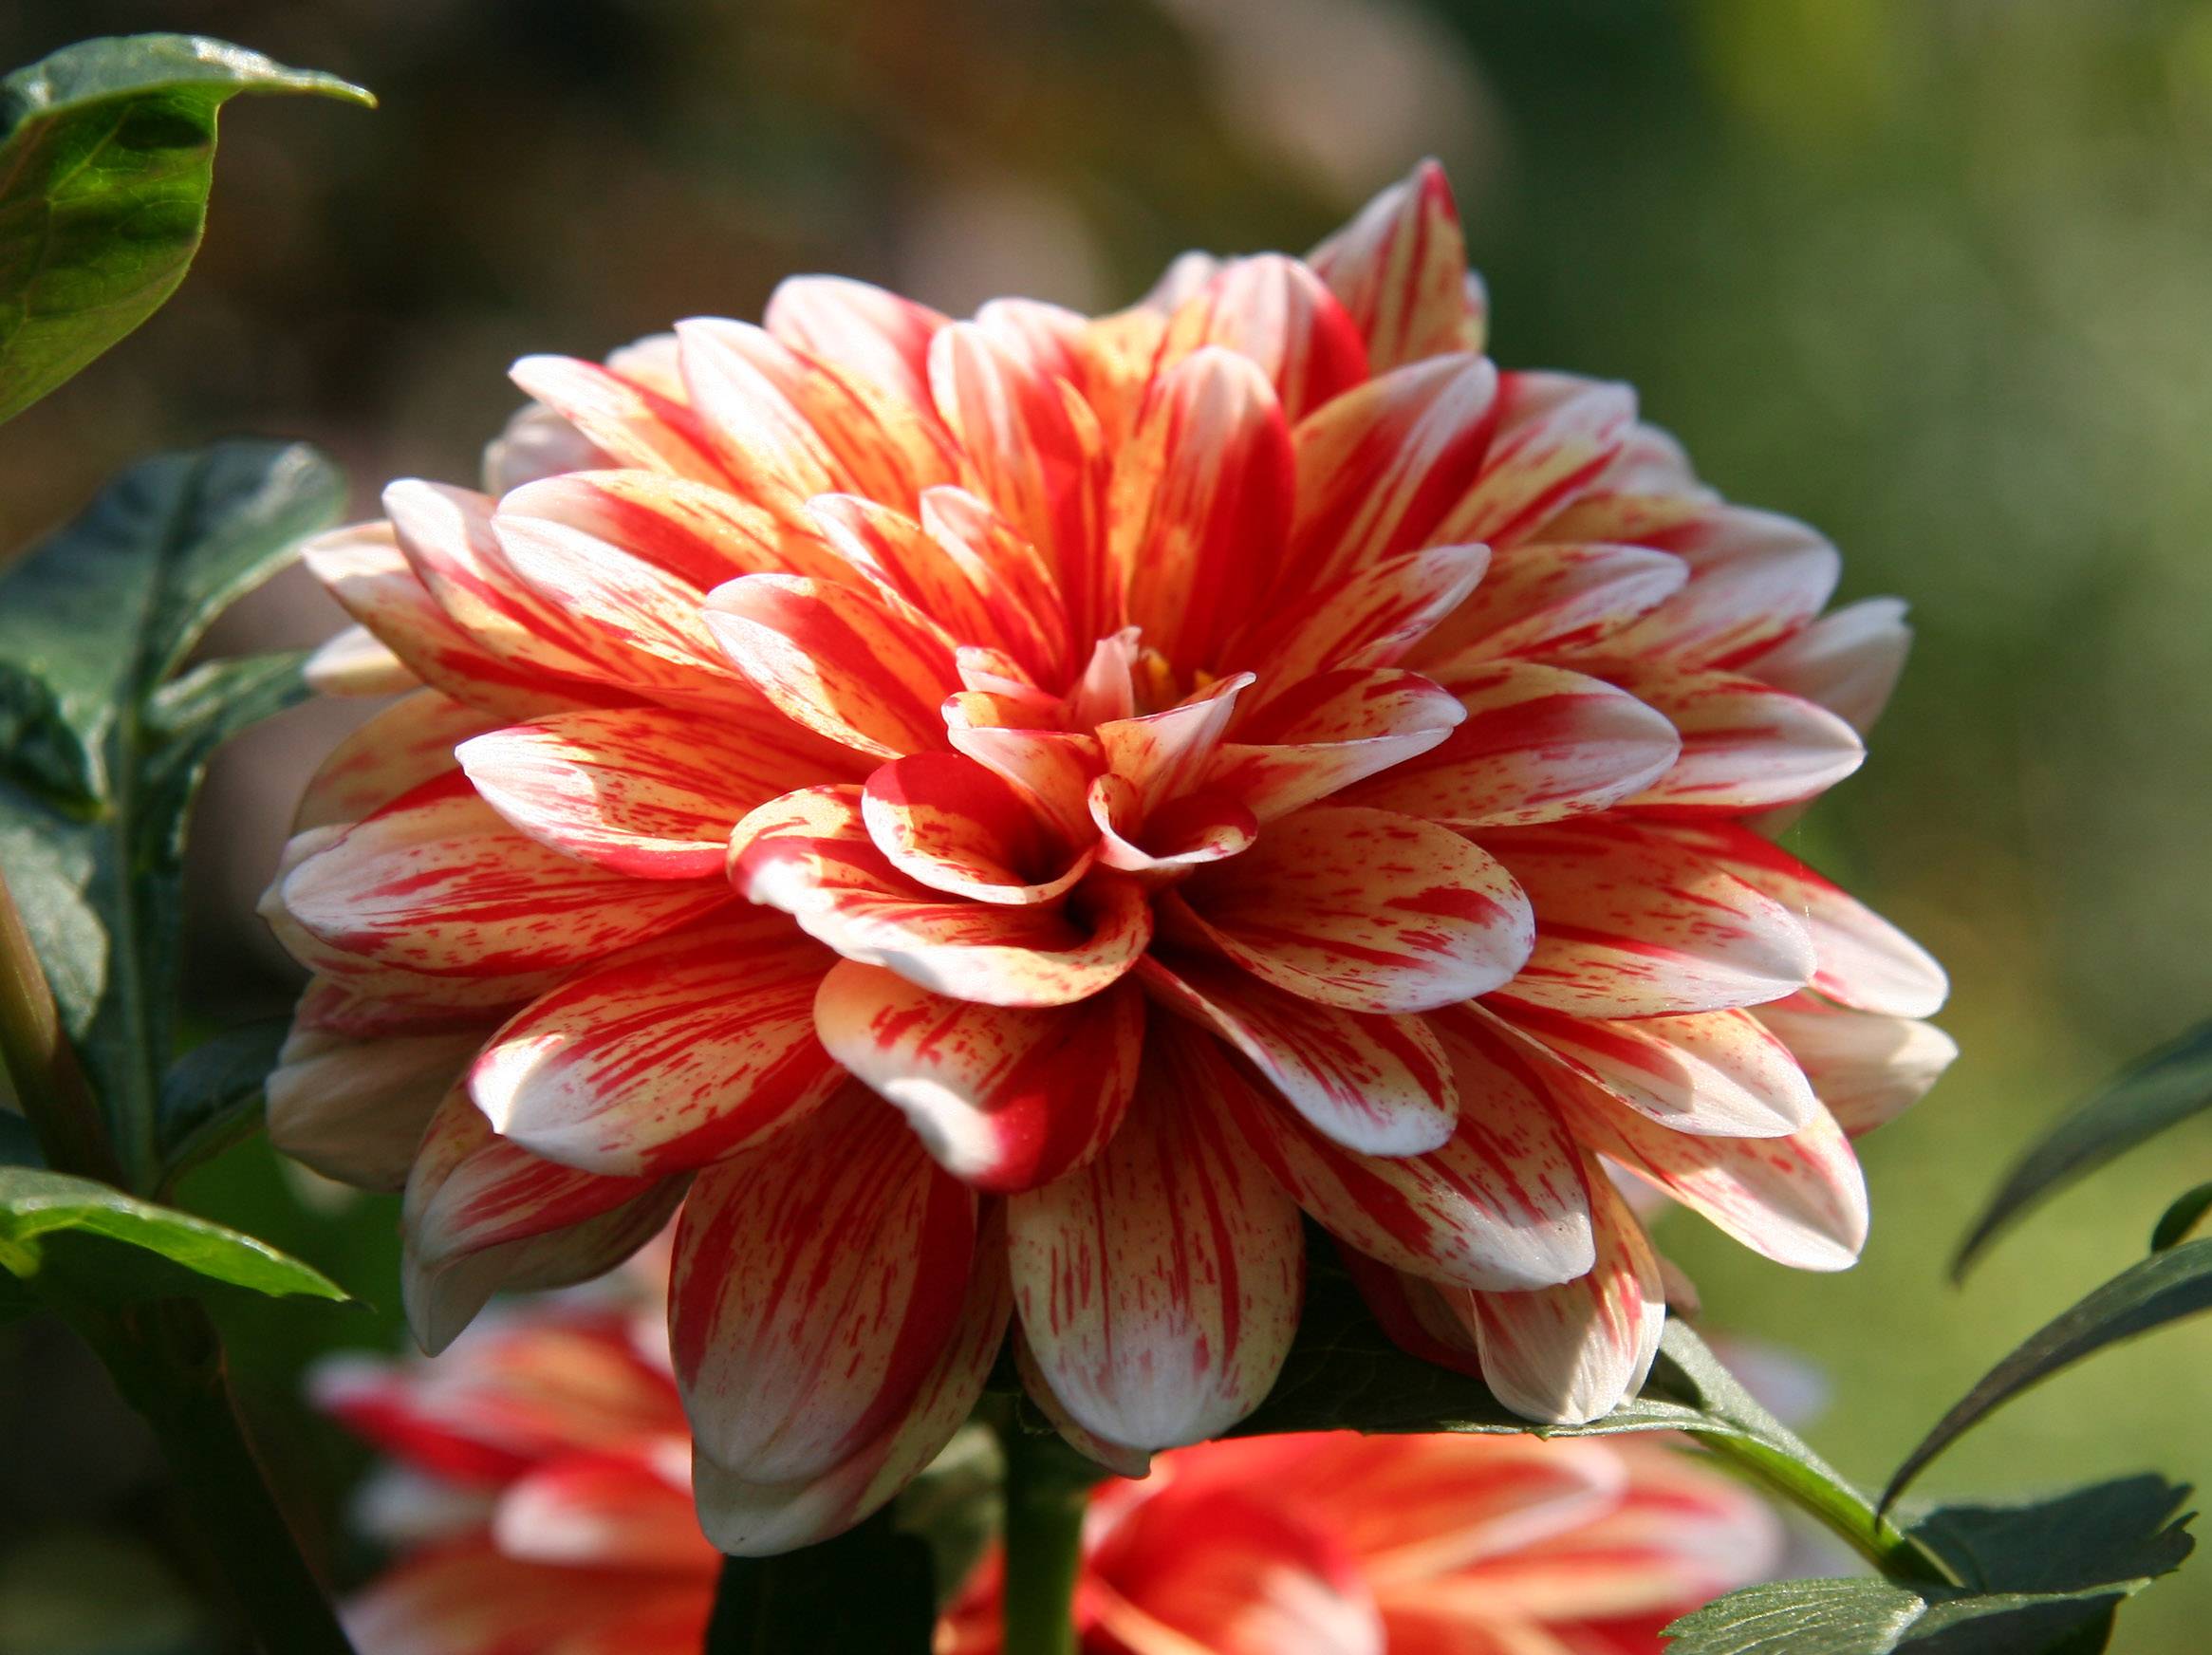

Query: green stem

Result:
[996,1424,1096,1655]
[84,1299,356,1655]
[1686,1426,1962,1589]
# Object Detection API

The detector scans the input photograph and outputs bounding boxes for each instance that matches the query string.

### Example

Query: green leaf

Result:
[0,441,342,1187]
[1665,1478,2193,1654]
[705,1505,937,1654]
[1955,1017,2212,1277]
[2150,1182,2212,1253]
[1884,1237,2212,1511]
[156,1018,288,1193]
[0,1164,347,1307]
[0,34,373,423]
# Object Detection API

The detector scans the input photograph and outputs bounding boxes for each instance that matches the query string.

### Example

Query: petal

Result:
[1110,347,1295,675]
[1235,543,1492,701]
[1340,662,1681,829]
[1011,1330,1155,1477]
[1744,596,1912,735]
[673,318,844,501]
[764,276,946,419]
[670,1085,976,1483]
[498,466,849,589]
[816,959,1144,1191]
[470,913,843,1177]
[705,572,958,758]
[1468,1161,1667,1423]
[691,1224,1012,1556]
[459,704,853,879]
[1407,540,1688,675]
[1556,1080,1869,1271]
[929,320,1108,640]
[1308,158,1479,372]
[1753,993,1957,1136]
[943,703,1103,844]
[268,1022,489,1191]
[1010,1020,1304,1449]
[295,690,504,832]
[1600,506,1839,671]
[509,353,730,484]
[1207,668,1466,824]
[920,486,1074,685]
[306,623,416,697]
[1214,1002,1595,1290]
[1140,954,1458,1157]
[1610,667,1865,814]
[1284,353,1498,594]
[809,493,1004,653]
[493,1452,707,1571]
[281,772,733,978]
[1088,774,1260,878]
[1155,252,1369,421]
[481,398,606,495]
[731,785,1152,1007]
[1482,820,1816,1018]
[1433,372,1635,551]
[1171,806,1534,1013]
[1492,1001,1816,1137]
[1646,822,1947,1017]
[862,752,1087,903]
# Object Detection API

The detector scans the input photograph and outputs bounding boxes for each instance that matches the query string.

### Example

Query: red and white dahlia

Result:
[265,160,1953,1552]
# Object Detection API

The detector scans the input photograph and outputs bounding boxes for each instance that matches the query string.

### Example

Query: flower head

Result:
[268,159,1953,1551]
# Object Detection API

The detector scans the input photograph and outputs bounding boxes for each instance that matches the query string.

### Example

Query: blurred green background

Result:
[3,0,2210,1649]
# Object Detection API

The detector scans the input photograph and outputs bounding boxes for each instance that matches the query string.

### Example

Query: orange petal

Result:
[862,752,1087,903]
[1155,252,1369,422]
[1432,371,1635,551]
[1406,539,1687,676]
[295,690,504,833]
[1207,668,1464,823]
[1308,158,1480,372]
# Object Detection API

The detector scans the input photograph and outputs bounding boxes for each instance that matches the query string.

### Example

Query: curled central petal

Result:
[269,158,1954,1555]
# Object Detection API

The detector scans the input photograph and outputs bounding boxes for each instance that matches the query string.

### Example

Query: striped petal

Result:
[1482,819,1815,1018]
[499,467,848,588]
[295,690,503,832]
[1557,1081,1869,1271]
[704,572,958,758]
[510,354,728,484]
[816,959,1143,1191]
[1754,993,1957,1136]
[268,1022,489,1191]
[1236,543,1492,701]
[1010,1018,1304,1448]
[1110,347,1294,675]
[1468,1161,1667,1423]
[281,772,732,978]
[1745,596,1912,735]
[1433,372,1636,550]
[1171,806,1534,1013]
[1339,662,1680,829]
[1140,954,1458,1157]
[469,912,842,1177]
[1609,666,1865,814]
[1407,540,1687,676]
[1602,506,1839,671]
[670,1084,976,1484]
[862,752,1087,903]
[1284,353,1497,595]
[731,785,1152,1007]
[1494,1002,1816,1138]
[1649,822,1948,1017]
[920,487,1073,685]
[459,705,853,879]
[1214,1005,1594,1291]
[1308,158,1480,372]
[764,276,946,419]
[306,622,416,697]
[1155,252,1369,421]
[1207,668,1465,824]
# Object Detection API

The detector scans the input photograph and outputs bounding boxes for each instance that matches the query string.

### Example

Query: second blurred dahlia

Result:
[266,159,1953,1552]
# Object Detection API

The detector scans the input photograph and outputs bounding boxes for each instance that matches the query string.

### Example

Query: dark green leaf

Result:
[1955,1018,2212,1277]
[1665,1478,2192,1654]
[0,1108,41,1167]
[894,1425,1001,1611]
[705,1505,936,1654]
[156,1018,288,1192]
[0,1165,347,1306]
[1885,1238,2212,1511]
[2151,1182,2212,1253]
[0,442,341,1187]
[0,34,372,422]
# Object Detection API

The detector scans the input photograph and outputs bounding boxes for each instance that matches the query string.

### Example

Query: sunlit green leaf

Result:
[706,1506,936,1654]
[0,1165,347,1306]
[1885,1238,2212,1510]
[1955,1017,2212,1277]
[0,441,342,1186]
[0,33,373,423]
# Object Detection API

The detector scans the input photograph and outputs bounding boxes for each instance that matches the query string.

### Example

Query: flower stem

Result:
[996,1423,1096,1655]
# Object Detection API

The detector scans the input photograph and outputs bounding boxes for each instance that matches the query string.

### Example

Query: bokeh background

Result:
[3,0,2210,1649]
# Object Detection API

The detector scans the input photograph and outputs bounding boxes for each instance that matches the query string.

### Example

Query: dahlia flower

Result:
[321,1306,1777,1655]
[265,159,1953,1552]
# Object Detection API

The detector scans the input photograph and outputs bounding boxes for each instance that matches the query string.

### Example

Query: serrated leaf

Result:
[705,1505,936,1654]
[1955,1017,2212,1277]
[0,33,373,423]
[156,1018,288,1192]
[1666,1478,2192,1654]
[1885,1238,2212,1511]
[0,441,340,1186]
[2151,1182,2212,1253]
[0,1165,347,1306]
